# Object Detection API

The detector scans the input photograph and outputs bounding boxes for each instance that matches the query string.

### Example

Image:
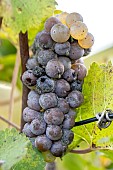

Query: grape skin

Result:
[44,17,61,32]
[71,80,83,92]
[58,56,71,71]
[37,49,56,66]
[57,98,69,114]
[54,41,70,56]
[69,42,84,60]
[33,65,45,78]
[78,32,94,49]
[55,79,70,97]
[63,69,76,82]
[66,12,83,28]
[70,21,88,40]
[62,113,75,129]
[36,76,55,94]
[50,23,70,43]
[50,141,67,157]
[35,135,52,152]
[61,129,74,145]
[22,123,36,137]
[38,31,54,49]
[23,107,41,122]
[46,125,62,141]
[39,93,58,110]
[42,151,56,163]
[27,90,41,111]
[22,70,37,87]
[44,108,64,125]
[72,63,87,81]
[26,57,38,70]
[57,12,69,25]
[30,118,46,136]
[66,90,84,108]
[46,59,64,78]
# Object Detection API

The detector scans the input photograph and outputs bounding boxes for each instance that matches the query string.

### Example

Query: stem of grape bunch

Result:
[19,31,30,132]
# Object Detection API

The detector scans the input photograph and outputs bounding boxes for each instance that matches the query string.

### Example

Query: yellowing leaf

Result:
[3,0,56,33]
[70,62,113,150]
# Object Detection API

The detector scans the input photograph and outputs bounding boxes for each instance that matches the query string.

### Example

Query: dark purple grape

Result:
[22,123,36,137]
[37,50,56,66]
[61,129,74,145]
[62,113,75,129]
[50,141,67,157]
[55,79,70,97]
[36,76,55,94]
[58,98,69,114]
[46,59,64,78]
[46,125,62,141]
[31,31,43,54]
[22,70,37,88]
[72,63,87,80]
[23,107,41,122]
[30,118,46,136]
[39,93,58,110]
[27,90,41,111]
[45,162,56,170]
[33,65,45,78]
[66,90,84,108]
[35,135,52,152]
[71,80,83,92]
[58,57,71,71]
[69,42,84,60]
[54,41,70,56]
[44,108,64,125]
[63,69,76,82]
[83,48,91,56]
[44,17,61,32]
[38,31,54,49]
[26,57,38,70]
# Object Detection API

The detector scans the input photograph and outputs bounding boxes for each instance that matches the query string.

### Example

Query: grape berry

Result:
[22,11,94,162]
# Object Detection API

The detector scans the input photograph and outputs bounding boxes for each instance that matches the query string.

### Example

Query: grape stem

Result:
[0,115,20,130]
[19,31,30,132]
[70,147,92,154]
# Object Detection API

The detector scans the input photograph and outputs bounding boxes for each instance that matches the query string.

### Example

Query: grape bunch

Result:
[22,11,94,162]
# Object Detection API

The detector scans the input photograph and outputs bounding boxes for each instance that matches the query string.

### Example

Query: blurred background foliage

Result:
[0,0,113,170]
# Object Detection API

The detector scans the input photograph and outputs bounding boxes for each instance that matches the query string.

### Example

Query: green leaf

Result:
[12,144,45,170]
[3,0,56,33]
[0,39,16,56]
[0,54,21,89]
[0,128,29,170]
[70,62,113,150]
[58,152,104,170]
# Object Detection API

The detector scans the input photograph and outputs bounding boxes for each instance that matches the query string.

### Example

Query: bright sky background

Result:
[56,0,113,54]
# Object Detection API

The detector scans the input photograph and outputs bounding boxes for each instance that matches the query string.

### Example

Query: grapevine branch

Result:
[8,50,20,127]
[19,31,30,132]
[0,115,20,130]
